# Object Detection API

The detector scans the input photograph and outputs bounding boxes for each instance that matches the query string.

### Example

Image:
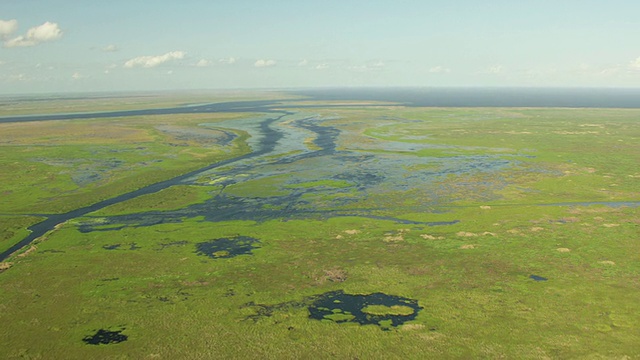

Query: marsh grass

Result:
[93,185,214,216]
[0,216,44,254]
[0,104,639,358]
[0,113,253,214]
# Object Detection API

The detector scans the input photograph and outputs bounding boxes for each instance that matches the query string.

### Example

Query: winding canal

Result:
[0,102,293,261]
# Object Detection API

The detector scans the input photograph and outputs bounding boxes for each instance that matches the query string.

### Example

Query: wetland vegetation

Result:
[0,91,638,358]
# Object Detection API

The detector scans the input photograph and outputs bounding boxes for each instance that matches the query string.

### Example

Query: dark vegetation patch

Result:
[308,290,421,330]
[334,171,385,189]
[77,200,459,233]
[79,225,126,233]
[156,289,192,303]
[529,275,548,281]
[156,240,189,250]
[82,328,127,345]
[195,236,260,259]
[242,299,308,322]
[102,242,140,251]
[40,249,65,253]
[156,125,237,146]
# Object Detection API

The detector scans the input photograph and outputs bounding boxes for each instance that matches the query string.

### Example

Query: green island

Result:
[0,92,639,359]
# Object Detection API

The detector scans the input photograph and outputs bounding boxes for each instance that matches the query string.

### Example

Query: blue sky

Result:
[1,0,640,94]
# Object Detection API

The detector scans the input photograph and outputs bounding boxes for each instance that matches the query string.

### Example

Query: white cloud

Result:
[429,65,451,74]
[102,63,117,74]
[486,65,503,74]
[4,21,63,48]
[103,63,117,74]
[298,59,308,67]
[103,44,118,52]
[572,58,640,77]
[0,19,18,38]
[348,65,367,72]
[219,57,236,65]
[254,59,276,68]
[124,51,185,68]
[71,72,83,80]
[196,59,212,67]
[315,63,329,70]
[600,66,621,75]
[348,61,385,72]
[8,73,27,81]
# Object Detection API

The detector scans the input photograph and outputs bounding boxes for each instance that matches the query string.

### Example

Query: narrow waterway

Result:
[0,110,291,261]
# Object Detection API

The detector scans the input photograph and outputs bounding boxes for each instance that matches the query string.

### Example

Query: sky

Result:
[1,0,640,94]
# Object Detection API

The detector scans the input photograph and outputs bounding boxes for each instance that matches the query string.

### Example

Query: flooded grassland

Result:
[0,98,639,359]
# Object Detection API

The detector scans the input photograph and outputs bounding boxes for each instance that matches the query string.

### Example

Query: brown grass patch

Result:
[344,229,360,235]
[460,244,476,249]
[530,227,545,232]
[556,248,571,253]
[570,207,617,215]
[598,260,616,266]
[316,268,348,283]
[0,262,13,271]
[602,223,620,228]
[456,231,477,237]
[401,324,426,331]
[0,121,154,145]
[180,280,210,287]
[480,205,491,210]
[17,245,37,258]
[384,235,404,243]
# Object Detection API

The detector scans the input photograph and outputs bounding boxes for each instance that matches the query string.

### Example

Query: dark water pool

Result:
[195,236,260,259]
[82,329,127,345]
[308,290,422,330]
[529,275,548,281]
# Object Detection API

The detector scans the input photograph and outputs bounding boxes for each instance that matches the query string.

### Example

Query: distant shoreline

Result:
[2,87,640,109]
[291,87,640,108]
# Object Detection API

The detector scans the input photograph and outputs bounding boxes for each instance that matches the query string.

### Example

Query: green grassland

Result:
[0,100,639,359]
[0,112,253,214]
[0,216,45,254]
